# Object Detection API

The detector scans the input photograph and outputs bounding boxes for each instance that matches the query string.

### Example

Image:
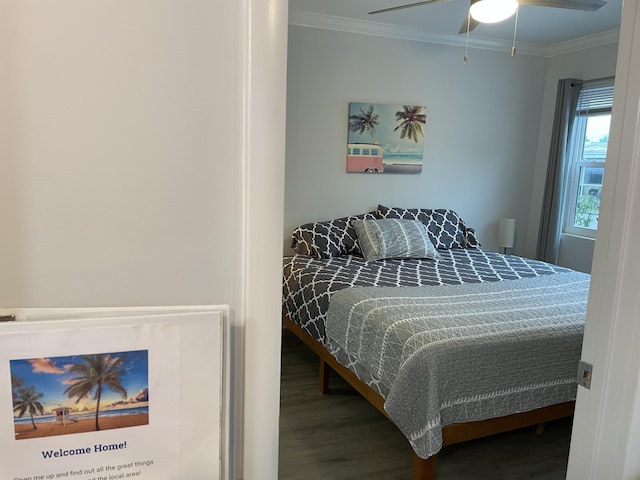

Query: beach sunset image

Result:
[11,350,149,440]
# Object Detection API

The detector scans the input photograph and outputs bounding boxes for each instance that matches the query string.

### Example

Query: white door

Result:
[566,1,640,477]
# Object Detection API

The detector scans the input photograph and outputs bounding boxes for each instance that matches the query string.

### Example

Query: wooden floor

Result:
[279,327,573,480]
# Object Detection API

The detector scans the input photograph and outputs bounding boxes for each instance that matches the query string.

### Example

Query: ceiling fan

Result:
[369,0,607,35]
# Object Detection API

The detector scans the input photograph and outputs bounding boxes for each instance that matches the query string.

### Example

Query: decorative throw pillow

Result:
[290,212,378,258]
[352,218,440,262]
[376,204,480,249]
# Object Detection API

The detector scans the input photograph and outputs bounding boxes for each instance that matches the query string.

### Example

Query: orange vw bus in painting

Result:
[346,143,384,173]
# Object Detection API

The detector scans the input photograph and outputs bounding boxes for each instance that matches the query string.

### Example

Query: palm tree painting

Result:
[348,104,380,137]
[13,385,45,430]
[64,353,128,431]
[346,102,427,174]
[11,350,149,440]
[394,105,427,143]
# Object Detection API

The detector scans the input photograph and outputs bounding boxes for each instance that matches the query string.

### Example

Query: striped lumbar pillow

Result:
[352,218,440,262]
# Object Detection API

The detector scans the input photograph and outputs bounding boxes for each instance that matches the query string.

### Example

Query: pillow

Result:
[376,204,480,249]
[352,218,440,262]
[290,212,378,258]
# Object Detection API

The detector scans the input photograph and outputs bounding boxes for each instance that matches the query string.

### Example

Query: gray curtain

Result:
[536,78,582,264]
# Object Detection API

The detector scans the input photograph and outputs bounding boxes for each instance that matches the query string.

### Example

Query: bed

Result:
[282,205,588,479]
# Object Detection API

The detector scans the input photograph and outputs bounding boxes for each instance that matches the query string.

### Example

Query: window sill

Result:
[561,232,596,242]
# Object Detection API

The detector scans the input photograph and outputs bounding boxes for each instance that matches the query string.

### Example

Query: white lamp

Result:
[470,0,518,23]
[498,218,516,254]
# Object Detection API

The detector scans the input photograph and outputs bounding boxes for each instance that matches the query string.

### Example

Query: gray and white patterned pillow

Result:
[291,212,378,259]
[352,218,440,262]
[376,204,480,249]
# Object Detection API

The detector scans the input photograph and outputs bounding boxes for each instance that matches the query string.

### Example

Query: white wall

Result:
[285,26,547,254]
[526,42,618,270]
[0,1,288,479]
[285,26,619,266]
[1,0,242,307]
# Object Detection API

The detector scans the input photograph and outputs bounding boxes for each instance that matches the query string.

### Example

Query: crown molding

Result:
[546,29,620,57]
[289,10,619,58]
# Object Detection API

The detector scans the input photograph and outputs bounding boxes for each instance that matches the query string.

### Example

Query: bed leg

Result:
[535,423,546,435]
[319,359,331,394]
[413,453,437,480]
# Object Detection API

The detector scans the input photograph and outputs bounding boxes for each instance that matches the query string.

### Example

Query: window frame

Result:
[562,80,614,239]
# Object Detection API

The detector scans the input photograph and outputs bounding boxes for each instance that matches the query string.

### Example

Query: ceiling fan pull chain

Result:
[511,5,519,56]
[464,14,470,64]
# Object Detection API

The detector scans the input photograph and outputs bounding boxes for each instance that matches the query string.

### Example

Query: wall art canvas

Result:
[346,102,427,174]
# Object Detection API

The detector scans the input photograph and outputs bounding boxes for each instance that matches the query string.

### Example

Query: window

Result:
[564,79,614,238]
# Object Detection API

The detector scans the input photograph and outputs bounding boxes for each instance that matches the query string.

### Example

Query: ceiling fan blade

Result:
[518,0,606,11]
[458,14,480,34]
[368,0,451,15]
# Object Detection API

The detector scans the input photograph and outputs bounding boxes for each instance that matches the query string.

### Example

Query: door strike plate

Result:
[577,360,593,389]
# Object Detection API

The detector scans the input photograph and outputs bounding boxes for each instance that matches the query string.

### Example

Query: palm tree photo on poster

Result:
[10,350,149,440]
[346,102,427,174]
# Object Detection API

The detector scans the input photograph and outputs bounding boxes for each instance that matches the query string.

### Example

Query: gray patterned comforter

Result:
[325,271,589,459]
[283,249,569,342]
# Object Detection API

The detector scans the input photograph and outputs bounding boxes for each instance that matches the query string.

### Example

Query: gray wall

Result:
[285,25,618,266]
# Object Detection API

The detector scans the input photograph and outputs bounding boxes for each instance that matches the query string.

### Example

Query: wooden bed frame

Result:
[283,315,575,480]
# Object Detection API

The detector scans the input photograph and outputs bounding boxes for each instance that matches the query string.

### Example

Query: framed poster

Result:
[0,307,226,480]
[346,102,427,174]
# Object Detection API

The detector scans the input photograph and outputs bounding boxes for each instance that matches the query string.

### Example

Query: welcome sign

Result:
[1,308,225,480]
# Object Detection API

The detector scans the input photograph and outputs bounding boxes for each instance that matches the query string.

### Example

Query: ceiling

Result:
[289,0,623,48]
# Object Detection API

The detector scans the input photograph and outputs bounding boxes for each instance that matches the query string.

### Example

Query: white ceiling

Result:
[289,0,622,48]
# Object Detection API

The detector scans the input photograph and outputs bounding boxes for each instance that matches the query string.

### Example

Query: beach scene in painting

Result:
[346,102,427,174]
[11,350,149,440]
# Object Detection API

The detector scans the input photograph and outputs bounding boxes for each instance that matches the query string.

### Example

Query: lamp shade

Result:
[469,0,518,23]
[498,218,516,248]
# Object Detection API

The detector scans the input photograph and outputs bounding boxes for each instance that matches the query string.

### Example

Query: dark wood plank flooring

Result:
[279,327,572,479]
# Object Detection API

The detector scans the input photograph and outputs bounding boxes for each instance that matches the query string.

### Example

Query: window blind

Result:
[576,77,615,115]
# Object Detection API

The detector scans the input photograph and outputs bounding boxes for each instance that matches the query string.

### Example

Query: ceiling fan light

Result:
[469,0,518,24]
